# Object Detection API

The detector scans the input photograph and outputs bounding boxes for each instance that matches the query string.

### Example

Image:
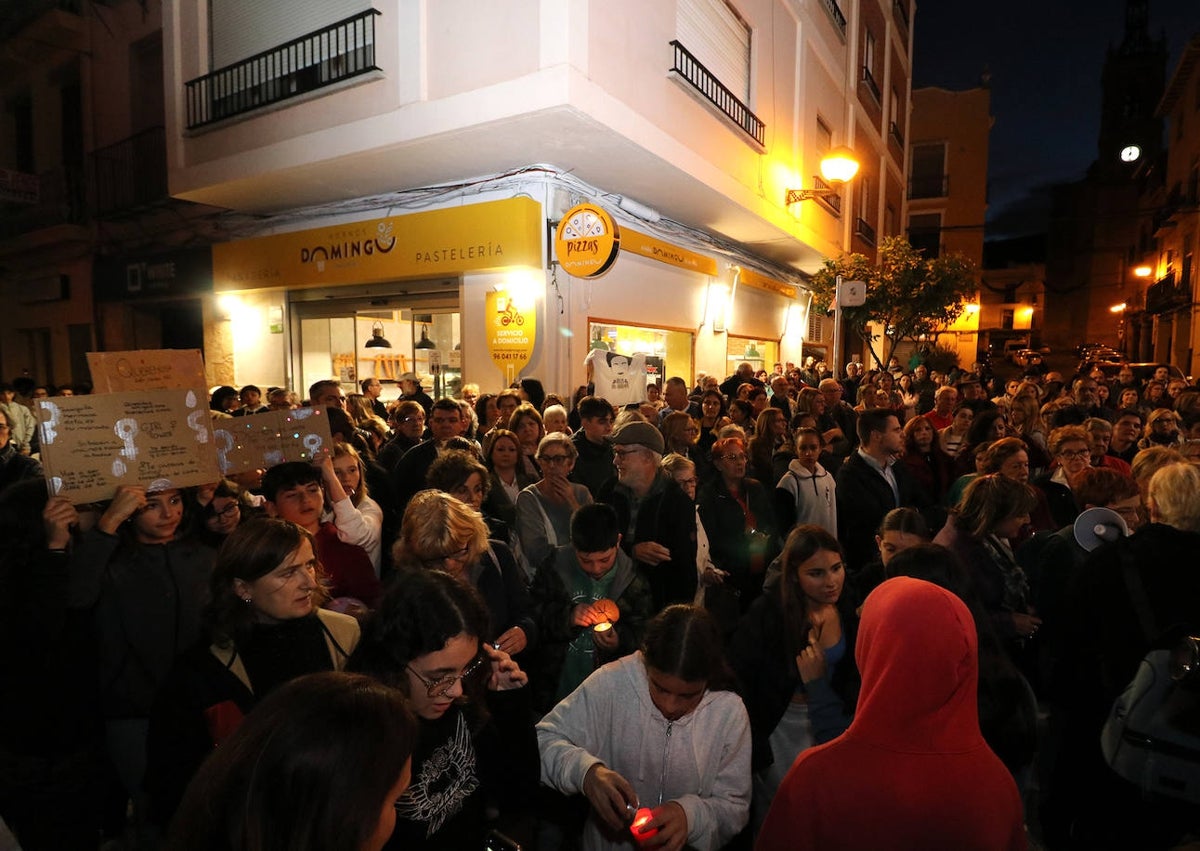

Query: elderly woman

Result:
[661,453,724,604]
[145,518,360,827]
[515,433,593,572]
[933,474,1041,646]
[395,489,536,658]
[1033,425,1093,528]
[698,436,781,633]
[509,402,546,480]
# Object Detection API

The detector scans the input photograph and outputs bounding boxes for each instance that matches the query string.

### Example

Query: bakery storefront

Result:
[205,196,544,401]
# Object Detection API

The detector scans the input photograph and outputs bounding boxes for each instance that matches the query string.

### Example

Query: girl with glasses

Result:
[349,569,535,848]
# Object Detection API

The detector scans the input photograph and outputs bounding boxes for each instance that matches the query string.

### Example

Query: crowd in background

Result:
[1,352,1199,851]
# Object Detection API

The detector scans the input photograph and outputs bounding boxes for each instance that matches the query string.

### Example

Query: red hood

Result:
[847,576,982,753]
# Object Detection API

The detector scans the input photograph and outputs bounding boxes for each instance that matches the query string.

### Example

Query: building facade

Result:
[155,0,913,398]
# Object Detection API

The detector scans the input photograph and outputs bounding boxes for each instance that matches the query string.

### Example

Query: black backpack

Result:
[1100,554,1200,803]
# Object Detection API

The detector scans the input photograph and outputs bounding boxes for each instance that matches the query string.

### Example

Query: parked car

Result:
[1012,349,1044,368]
[1076,347,1123,372]
[1078,360,1190,385]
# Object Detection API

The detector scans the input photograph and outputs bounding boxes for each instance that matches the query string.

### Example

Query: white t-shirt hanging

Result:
[586,349,648,407]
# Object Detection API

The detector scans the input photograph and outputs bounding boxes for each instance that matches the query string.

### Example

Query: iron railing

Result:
[855,217,877,246]
[813,176,841,213]
[670,40,764,147]
[92,126,167,216]
[820,0,847,36]
[908,174,949,199]
[861,66,881,104]
[889,121,904,149]
[185,9,381,130]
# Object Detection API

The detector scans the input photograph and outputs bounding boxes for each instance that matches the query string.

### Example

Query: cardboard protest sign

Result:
[211,407,333,476]
[86,349,207,394]
[38,388,219,503]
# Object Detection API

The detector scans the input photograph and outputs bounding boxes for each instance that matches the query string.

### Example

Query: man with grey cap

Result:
[397,371,432,416]
[596,420,697,611]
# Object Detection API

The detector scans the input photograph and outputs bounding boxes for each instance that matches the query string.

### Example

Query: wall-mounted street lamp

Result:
[786,147,861,204]
[1133,265,1153,278]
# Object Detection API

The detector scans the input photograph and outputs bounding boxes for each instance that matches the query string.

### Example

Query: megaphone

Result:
[1073,506,1131,552]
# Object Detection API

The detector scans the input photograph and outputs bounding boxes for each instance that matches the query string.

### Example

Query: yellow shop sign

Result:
[213,197,543,291]
[485,290,536,380]
[554,204,620,278]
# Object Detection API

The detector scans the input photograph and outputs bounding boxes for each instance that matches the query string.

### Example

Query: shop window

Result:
[588,321,693,385]
[726,336,778,378]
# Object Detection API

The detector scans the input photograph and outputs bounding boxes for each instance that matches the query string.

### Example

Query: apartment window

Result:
[863,29,875,75]
[909,143,947,198]
[816,116,833,156]
[130,33,165,133]
[908,212,941,258]
[1001,309,1015,330]
[677,0,751,102]
[10,93,33,173]
[884,204,896,237]
[210,0,373,69]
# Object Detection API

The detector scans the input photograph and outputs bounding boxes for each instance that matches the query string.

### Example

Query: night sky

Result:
[912,0,1199,239]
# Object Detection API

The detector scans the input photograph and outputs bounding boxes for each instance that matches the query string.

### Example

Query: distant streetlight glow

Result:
[1133,265,1153,278]
[1110,302,1127,313]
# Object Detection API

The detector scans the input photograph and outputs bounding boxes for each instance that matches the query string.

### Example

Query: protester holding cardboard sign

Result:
[66,482,216,839]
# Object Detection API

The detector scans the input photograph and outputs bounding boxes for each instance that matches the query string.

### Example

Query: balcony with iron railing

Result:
[185,9,382,130]
[92,126,168,216]
[855,217,877,246]
[813,176,842,214]
[908,174,949,199]
[669,40,765,147]
[1145,270,1190,315]
[889,121,904,149]
[819,0,847,36]
[860,66,881,105]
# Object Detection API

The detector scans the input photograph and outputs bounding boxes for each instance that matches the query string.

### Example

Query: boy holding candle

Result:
[529,503,653,714]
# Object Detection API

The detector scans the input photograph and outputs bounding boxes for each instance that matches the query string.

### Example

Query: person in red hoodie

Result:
[757,576,1025,851]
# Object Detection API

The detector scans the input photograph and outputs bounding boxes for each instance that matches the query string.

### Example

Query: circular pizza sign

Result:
[555,203,620,278]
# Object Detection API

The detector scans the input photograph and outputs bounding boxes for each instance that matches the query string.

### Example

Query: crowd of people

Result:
[1,354,1199,850]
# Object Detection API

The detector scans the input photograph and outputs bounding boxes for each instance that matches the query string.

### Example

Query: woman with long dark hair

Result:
[349,569,536,848]
[729,525,859,827]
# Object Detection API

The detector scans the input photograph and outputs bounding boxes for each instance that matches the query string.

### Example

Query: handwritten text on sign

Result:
[38,389,219,502]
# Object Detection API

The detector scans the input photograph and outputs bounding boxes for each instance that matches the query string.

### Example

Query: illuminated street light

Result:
[786,147,861,204]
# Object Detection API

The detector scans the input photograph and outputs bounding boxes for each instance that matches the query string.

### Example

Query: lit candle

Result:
[593,621,613,633]
[630,807,657,840]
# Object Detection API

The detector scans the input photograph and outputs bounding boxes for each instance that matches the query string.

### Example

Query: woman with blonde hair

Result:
[395,490,535,657]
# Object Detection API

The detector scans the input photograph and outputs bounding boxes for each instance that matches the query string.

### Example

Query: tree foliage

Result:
[809,236,977,371]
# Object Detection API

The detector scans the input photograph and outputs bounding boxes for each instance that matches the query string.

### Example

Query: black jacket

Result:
[569,431,614,499]
[835,450,920,574]
[597,473,697,611]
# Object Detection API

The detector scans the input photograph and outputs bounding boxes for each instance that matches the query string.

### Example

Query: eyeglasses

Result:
[719,453,748,462]
[539,454,572,464]
[407,653,486,698]
[210,502,240,518]
[613,447,646,458]
[1058,449,1090,460]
